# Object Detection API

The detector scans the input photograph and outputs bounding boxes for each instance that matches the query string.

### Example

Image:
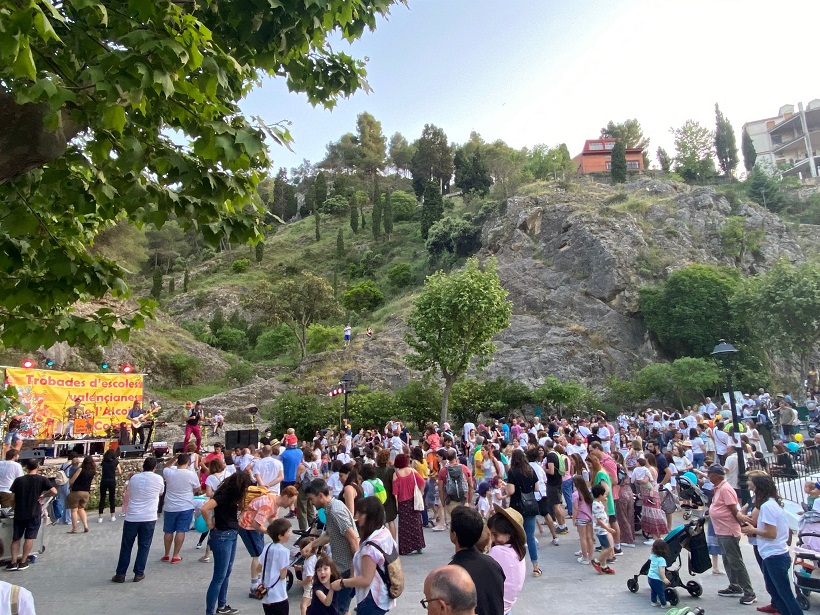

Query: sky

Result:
[241,0,820,174]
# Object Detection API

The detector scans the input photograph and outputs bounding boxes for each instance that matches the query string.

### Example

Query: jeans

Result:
[522,514,538,563]
[762,553,804,615]
[337,569,355,615]
[116,520,156,577]
[562,478,574,516]
[716,535,754,596]
[184,424,202,450]
[648,577,667,605]
[206,529,238,615]
[692,453,705,469]
[356,593,387,615]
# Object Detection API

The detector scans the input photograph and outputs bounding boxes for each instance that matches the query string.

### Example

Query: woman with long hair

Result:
[571,475,595,564]
[201,471,253,615]
[741,473,803,615]
[98,448,121,523]
[570,453,589,482]
[488,506,527,614]
[330,496,396,615]
[337,463,363,516]
[67,455,96,533]
[374,448,397,540]
[504,449,542,577]
[612,451,635,548]
[633,455,667,544]
[391,454,425,555]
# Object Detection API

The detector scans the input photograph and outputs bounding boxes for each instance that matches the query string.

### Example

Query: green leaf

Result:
[102,105,126,134]
[12,42,36,81]
[33,10,61,43]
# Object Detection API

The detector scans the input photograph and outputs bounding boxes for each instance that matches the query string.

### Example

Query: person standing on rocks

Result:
[343,323,352,347]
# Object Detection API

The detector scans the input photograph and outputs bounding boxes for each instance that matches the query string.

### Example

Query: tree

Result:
[209,307,226,335]
[734,260,820,379]
[405,258,512,423]
[714,103,739,177]
[526,143,575,181]
[314,209,321,242]
[454,147,493,195]
[532,375,592,417]
[336,228,345,259]
[151,268,163,300]
[245,272,342,359]
[484,140,526,199]
[255,241,265,263]
[411,124,453,196]
[350,199,359,233]
[183,268,190,293]
[610,141,627,183]
[0,0,397,350]
[312,172,329,211]
[747,167,784,211]
[421,181,444,240]
[383,191,394,240]
[168,277,175,295]
[657,147,673,172]
[640,264,742,358]
[321,133,359,173]
[388,132,415,177]
[721,216,764,265]
[354,112,386,202]
[671,120,716,182]
[372,195,382,241]
[342,280,385,312]
[742,129,757,173]
[601,119,650,168]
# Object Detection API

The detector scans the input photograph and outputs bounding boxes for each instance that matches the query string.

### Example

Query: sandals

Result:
[532,567,542,577]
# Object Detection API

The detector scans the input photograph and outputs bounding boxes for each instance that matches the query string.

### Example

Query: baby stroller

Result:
[792,509,820,610]
[627,516,711,606]
[678,474,707,521]
[287,511,326,592]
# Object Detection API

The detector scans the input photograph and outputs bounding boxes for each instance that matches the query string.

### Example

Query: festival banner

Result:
[4,368,143,439]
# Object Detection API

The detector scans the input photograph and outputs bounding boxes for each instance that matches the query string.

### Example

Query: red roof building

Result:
[571,138,645,174]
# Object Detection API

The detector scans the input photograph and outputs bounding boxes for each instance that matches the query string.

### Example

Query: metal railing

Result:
[747,445,820,505]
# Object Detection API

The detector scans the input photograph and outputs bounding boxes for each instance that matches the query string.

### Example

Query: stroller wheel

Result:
[286,570,294,592]
[686,581,702,597]
[665,588,680,606]
[797,590,810,610]
[627,578,639,593]
[683,510,691,521]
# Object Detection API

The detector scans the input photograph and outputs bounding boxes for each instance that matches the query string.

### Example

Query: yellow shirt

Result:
[413,459,429,479]
[473,449,484,479]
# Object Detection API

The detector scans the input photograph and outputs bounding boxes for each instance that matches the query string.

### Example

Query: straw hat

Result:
[492,504,526,545]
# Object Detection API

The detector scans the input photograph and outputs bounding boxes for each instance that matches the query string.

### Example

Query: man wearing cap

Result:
[280,434,303,519]
[707,464,756,604]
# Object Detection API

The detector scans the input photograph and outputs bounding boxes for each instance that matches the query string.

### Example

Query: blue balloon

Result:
[195,514,209,534]
[317,508,326,525]
[787,442,800,453]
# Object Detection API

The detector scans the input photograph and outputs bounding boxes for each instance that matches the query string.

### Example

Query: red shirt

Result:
[392,470,424,503]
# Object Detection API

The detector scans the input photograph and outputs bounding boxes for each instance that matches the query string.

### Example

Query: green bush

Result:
[216,326,247,351]
[181,320,217,345]
[255,325,296,359]
[261,392,336,441]
[306,323,343,354]
[232,258,251,273]
[226,361,255,385]
[319,195,350,215]
[348,392,397,431]
[160,352,204,386]
[342,280,385,312]
[390,190,418,221]
[387,263,413,288]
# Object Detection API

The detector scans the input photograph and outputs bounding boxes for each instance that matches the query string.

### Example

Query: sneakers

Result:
[643,539,655,545]
[577,557,590,565]
[622,542,636,548]
[556,526,570,534]
[16,562,29,571]
[111,515,117,522]
[551,538,560,546]
[575,550,583,557]
[98,517,104,524]
[196,543,203,549]
[4,563,17,572]
[217,606,239,614]
[740,595,757,605]
[718,587,744,597]
[614,547,623,555]
[756,606,778,614]
[199,555,211,563]
[607,557,617,564]
[284,511,295,519]
[432,526,447,532]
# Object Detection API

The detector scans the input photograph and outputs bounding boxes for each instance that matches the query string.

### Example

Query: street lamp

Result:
[711,339,750,505]
[329,373,354,429]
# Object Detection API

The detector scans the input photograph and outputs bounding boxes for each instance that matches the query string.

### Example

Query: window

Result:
[627,161,640,169]
[771,135,782,145]
[588,142,604,151]
[606,162,612,170]
[605,141,615,150]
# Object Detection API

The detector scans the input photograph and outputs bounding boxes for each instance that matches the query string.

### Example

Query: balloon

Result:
[795,433,804,442]
[194,514,209,534]
[787,442,800,453]
[317,508,326,525]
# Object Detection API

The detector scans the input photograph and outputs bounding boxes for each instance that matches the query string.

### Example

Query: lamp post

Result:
[340,373,353,424]
[711,339,750,505]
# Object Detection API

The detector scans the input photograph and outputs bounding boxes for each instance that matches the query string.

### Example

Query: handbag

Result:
[254,544,281,600]
[519,490,539,517]
[412,473,425,512]
[661,488,678,514]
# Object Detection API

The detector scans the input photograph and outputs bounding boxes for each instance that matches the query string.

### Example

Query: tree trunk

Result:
[441,375,456,424]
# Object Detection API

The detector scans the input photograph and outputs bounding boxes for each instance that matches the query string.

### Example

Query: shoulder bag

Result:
[412,472,425,512]
[254,544,281,600]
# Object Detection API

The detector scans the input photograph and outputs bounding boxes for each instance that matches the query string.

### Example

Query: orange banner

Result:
[5,368,143,438]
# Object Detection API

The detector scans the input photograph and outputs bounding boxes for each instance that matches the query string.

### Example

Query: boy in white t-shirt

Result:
[261,519,293,614]
[591,484,615,575]
[475,482,491,519]
[298,535,317,615]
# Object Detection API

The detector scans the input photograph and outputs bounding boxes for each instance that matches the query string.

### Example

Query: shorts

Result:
[238,527,265,557]
[344,334,351,341]
[66,491,89,509]
[546,487,562,508]
[608,514,617,525]
[575,519,590,526]
[597,533,611,548]
[783,425,794,436]
[163,509,194,534]
[303,583,312,600]
[12,516,41,541]
[0,492,14,508]
[263,599,289,615]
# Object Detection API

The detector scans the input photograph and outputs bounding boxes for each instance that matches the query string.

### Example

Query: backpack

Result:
[616,464,627,485]
[242,485,269,509]
[445,464,467,502]
[556,453,567,476]
[365,478,387,504]
[300,461,319,489]
[365,540,404,599]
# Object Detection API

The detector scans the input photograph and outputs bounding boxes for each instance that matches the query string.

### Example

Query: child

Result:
[260,519,292,615]
[307,555,340,615]
[475,482,491,519]
[359,466,387,503]
[490,476,506,510]
[648,539,671,607]
[590,484,615,574]
[571,475,594,565]
[299,537,318,615]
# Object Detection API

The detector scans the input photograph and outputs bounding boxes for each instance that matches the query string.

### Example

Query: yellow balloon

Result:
[795,433,804,442]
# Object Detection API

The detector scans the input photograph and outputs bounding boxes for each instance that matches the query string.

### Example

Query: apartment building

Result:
[743,100,820,178]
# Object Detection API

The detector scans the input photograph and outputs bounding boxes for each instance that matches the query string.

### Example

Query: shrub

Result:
[160,352,204,386]
[232,258,251,273]
[342,281,385,313]
[387,263,413,288]
[390,190,418,221]
[226,361,255,385]
[216,326,247,351]
[319,195,350,215]
[306,324,343,354]
[261,392,335,441]
[181,320,217,345]
[255,325,297,359]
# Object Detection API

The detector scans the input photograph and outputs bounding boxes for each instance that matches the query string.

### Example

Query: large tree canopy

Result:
[0,0,399,349]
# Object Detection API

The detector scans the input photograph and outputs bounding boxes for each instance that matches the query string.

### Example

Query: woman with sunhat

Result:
[488,505,527,615]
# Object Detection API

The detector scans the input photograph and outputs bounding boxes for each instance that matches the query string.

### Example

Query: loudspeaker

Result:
[18,449,45,466]
[152,442,169,457]
[119,444,145,459]
[225,429,259,450]
[173,441,185,454]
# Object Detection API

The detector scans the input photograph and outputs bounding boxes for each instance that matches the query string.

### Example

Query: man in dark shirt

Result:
[9,459,56,570]
[543,441,568,533]
[448,506,505,615]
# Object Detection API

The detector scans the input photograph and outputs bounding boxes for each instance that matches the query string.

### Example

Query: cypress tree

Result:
[350,199,359,233]
[372,194,382,241]
[314,209,321,242]
[420,181,443,240]
[151,267,163,299]
[383,191,393,240]
[255,241,265,262]
[168,277,175,295]
[714,103,739,176]
[610,141,627,183]
[336,228,345,258]
[183,268,189,292]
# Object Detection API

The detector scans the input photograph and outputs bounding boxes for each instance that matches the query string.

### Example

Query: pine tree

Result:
[168,277,175,295]
[151,267,163,299]
[657,147,673,172]
[332,269,338,298]
[314,209,321,242]
[610,141,627,183]
[210,307,225,334]
[382,191,394,240]
[183,268,189,292]
[255,241,265,262]
[714,103,739,176]
[336,228,345,258]
[372,194,382,241]
[421,181,444,240]
[350,200,359,233]
[360,201,366,229]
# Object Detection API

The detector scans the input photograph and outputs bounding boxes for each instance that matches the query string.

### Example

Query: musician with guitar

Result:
[127,401,151,446]
[62,398,83,439]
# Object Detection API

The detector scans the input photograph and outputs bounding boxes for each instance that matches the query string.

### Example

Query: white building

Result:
[743,100,820,178]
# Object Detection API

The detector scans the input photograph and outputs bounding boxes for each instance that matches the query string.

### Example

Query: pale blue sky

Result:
[241,0,820,173]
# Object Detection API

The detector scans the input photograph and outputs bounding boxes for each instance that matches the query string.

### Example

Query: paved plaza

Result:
[5,508,783,615]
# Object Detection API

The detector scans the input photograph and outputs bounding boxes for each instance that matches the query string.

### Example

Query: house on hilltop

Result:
[743,100,820,179]
[571,138,644,174]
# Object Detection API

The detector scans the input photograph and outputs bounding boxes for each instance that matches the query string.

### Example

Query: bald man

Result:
[423,566,477,615]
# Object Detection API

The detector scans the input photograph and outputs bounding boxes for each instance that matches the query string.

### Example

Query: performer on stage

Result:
[183,401,203,452]
[127,401,146,446]
[63,398,83,439]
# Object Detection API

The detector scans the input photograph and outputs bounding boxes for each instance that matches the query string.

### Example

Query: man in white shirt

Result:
[566,433,588,460]
[596,419,612,453]
[0,580,36,615]
[576,420,592,440]
[703,397,717,418]
[253,446,284,495]
[113,456,165,582]
[684,411,697,430]
[161,453,200,563]
[462,421,476,445]
[0,450,23,508]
